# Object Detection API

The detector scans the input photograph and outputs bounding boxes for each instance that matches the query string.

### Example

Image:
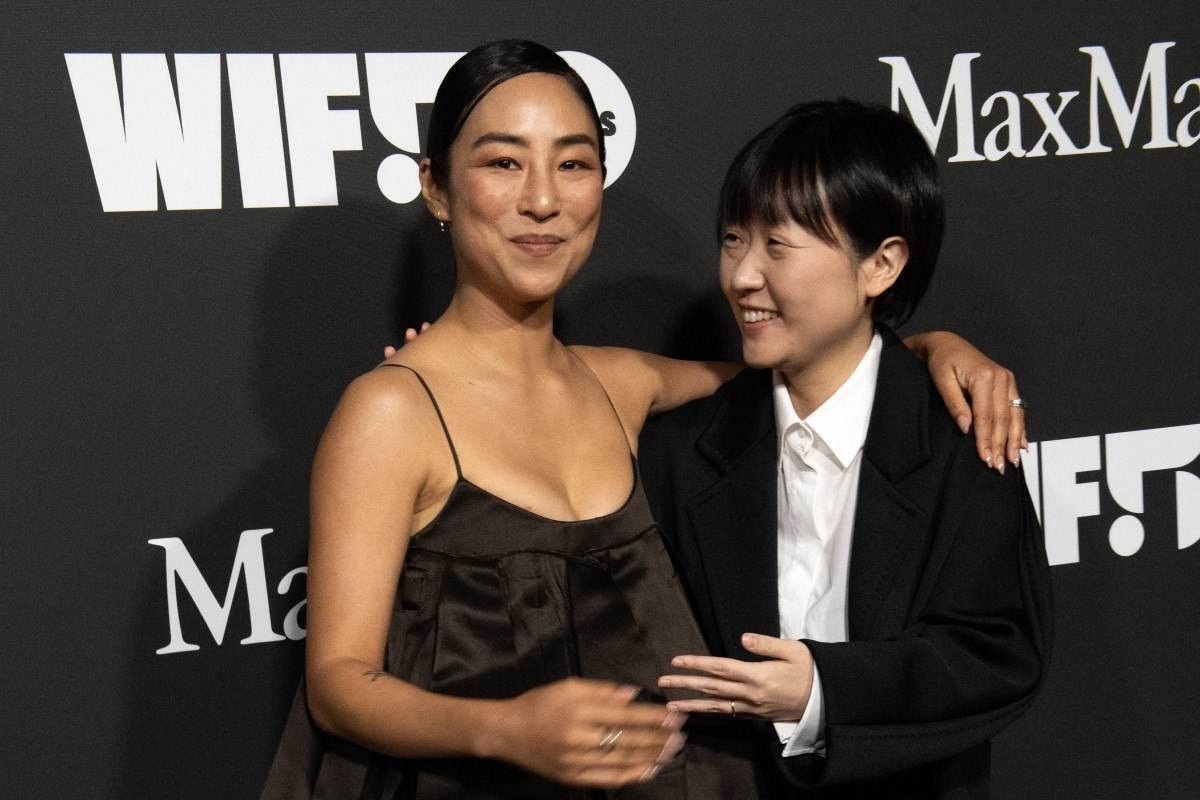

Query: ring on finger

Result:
[598,727,623,752]
[1009,398,1028,409]
[729,700,736,716]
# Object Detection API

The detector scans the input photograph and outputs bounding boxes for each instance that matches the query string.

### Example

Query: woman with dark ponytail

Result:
[262,40,759,799]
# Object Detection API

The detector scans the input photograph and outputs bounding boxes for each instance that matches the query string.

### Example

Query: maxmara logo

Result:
[149,423,1198,653]
[148,529,306,655]
[880,42,1199,161]
[65,51,636,213]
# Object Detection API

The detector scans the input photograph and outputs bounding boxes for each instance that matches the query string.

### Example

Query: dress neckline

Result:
[410,455,641,539]
[379,361,640,534]
[460,454,640,525]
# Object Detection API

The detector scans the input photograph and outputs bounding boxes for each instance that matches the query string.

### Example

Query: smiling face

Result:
[720,216,903,394]
[715,101,938,404]
[421,72,604,309]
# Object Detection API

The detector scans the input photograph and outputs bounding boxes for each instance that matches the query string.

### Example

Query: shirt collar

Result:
[773,333,882,470]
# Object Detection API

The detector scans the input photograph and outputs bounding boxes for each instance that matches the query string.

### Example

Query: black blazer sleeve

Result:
[787,447,1052,787]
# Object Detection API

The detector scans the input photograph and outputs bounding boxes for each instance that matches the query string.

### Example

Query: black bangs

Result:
[715,99,943,327]
[717,109,840,247]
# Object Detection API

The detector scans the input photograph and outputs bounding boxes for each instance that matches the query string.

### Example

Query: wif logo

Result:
[65,51,636,212]
[1025,423,1200,566]
[880,42,1199,161]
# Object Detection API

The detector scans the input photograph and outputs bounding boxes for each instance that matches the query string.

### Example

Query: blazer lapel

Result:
[677,333,942,651]
[686,370,780,660]
[847,329,935,639]
[847,461,927,638]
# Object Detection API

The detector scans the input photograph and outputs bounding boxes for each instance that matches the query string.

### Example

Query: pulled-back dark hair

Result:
[717,99,944,327]
[425,39,607,187]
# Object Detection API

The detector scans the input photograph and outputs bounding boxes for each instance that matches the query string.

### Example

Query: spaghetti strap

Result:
[378,363,463,478]
[566,348,636,458]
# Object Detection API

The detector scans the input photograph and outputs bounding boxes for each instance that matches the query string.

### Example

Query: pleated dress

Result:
[261,365,759,799]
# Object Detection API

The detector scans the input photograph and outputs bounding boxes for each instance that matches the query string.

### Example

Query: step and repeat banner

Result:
[3,2,1197,798]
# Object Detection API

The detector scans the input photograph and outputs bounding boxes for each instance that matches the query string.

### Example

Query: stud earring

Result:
[437,217,447,232]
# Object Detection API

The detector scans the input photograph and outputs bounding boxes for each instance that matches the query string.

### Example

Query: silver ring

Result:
[598,727,623,752]
[1009,398,1027,409]
[729,700,736,715]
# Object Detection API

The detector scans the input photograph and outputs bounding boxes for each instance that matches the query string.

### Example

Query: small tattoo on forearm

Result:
[363,670,388,682]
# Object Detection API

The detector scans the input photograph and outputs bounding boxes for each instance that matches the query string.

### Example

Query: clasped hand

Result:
[657,632,814,721]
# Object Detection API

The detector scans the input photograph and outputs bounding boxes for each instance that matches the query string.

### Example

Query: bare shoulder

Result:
[336,363,435,427]
[318,362,446,479]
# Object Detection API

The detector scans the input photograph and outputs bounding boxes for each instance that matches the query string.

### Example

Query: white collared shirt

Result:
[773,333,881,757]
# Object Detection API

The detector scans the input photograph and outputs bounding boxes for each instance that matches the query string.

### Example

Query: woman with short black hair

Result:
[652,99,1050,797]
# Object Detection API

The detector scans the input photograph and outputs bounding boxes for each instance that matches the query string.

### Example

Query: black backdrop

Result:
[3,2,1198,798]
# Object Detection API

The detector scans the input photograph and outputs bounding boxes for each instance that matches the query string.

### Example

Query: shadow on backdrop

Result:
[111,199,454,800]
[556,188,739,363]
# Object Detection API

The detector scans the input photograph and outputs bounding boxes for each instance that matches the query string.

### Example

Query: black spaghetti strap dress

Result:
[261,365,759,799]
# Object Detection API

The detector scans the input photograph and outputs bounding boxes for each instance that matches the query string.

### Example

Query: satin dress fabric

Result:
[261,366,758,799]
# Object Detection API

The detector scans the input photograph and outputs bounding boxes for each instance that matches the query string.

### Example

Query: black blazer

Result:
[640,329,1052,799]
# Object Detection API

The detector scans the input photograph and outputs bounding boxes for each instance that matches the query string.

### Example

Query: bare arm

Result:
[574,334,1026,474]
[393,329,1025,471]
[304,369,683,786]
[570,346,741,438]
[634,351,742,415]
[305,369,495,757]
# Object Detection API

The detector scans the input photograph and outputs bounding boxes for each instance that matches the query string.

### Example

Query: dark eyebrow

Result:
[469,132,598,150]
[470,132,528,149]
[555,133,598,150]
